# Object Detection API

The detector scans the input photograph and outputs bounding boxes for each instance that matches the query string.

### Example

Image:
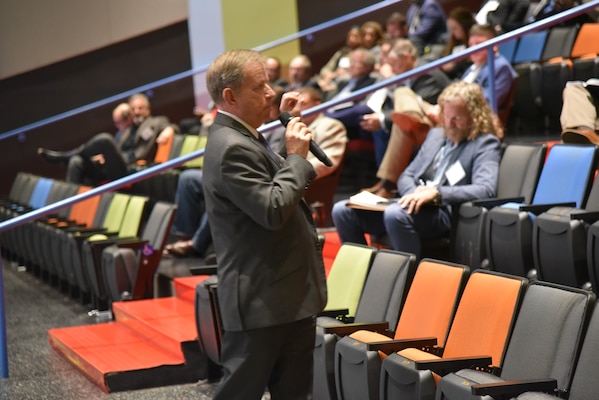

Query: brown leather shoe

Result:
[561,129,599,145]
[163,240,200,258]
[391,111,431,137]
[374,186,395,199]
[362,180,384,193]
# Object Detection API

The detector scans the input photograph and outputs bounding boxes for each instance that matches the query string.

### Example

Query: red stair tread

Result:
[173,275,211,303]
[112,297,197,346]
[49,323,189,393]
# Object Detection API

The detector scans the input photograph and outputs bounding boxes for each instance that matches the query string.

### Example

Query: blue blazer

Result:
[398,127,501,205]
[462,53,517,109]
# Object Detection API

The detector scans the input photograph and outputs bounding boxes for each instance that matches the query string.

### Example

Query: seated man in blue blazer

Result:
[332,81,502,260]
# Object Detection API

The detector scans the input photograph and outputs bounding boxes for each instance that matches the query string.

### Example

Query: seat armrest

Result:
[66,226,107,234]
[367,337,437,354]
[319,308,350,319]
[570,210,599,223]
[189,266,218,276]
[415,355,492,376]
[471,378,557,399]
[519,202,576,214]
[323,321,389,336]
[472,197,525,208]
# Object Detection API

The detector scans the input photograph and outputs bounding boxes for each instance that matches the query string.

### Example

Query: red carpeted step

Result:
[173,275,211,303]
[48,296,207,392]
[48,321,203,392]
[111,297,196,353]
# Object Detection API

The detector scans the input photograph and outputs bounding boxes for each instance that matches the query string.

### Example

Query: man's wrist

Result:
[432,187,442,206]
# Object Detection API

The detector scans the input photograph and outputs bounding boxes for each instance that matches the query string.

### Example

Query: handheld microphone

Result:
[278,111,333,167]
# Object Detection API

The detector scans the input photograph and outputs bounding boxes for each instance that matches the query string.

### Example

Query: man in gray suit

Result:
[203,49,327,400]
[37,93,177,185]
[332,81,502,259]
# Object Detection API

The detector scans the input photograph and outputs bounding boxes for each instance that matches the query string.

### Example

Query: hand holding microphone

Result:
[278,111,333,167]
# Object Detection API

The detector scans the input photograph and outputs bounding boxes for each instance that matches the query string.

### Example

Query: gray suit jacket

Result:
[398,127,501,205]
[117,115,174,164]
[203,112,328,331]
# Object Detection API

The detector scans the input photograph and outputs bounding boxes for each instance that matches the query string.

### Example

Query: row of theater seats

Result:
[454,142,599,293]
[194,242,599,400]
[501,22,599,133]
[0,173,177,310]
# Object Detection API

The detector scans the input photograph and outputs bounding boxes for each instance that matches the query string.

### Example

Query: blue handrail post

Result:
[0,250,9,378]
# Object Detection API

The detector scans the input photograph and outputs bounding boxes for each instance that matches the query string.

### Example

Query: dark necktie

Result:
[257,133,282,166]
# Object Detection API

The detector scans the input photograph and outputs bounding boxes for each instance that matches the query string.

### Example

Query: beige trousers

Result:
[377,87,433,182]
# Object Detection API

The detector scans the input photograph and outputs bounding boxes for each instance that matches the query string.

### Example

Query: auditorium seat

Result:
[437,280,594,400]
[378,270,527,400]
[332,258,469,400]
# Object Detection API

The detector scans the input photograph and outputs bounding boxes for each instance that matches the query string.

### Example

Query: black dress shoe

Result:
[37,148,71,164]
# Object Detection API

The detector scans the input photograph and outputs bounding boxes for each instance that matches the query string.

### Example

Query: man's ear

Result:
[222,87,235,106]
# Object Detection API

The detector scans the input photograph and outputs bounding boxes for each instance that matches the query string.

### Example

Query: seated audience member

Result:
[38,93,178,185]
[439,7,476,79]
[318,25,363,91]
[360,21,385,60]
[266,56,289,88]
[385,12,409,40]
[406,0,448,55]
[560,80,599,144]
[330,40,448,165]
[393,23,516,136]
[476,0,530,33]
[377,38,399,79]
[291,87,348,178]
[324,48,377,103]
[365,39,452,198]
[529,0,594,26]
[367,24,513,196]
[332,81,502,259]
[286,54,322,93]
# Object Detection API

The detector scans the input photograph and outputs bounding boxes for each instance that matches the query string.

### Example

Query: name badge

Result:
[140,127,154,141]
[446,160,466,186]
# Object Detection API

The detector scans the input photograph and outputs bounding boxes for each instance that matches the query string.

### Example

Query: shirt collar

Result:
[218,110,260,139]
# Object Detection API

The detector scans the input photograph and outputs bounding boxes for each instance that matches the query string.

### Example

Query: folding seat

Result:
[485,144,597,279]
[80,195,148,308]
[313,249,417,400]
[453,143,546,269]
[498,39,518,64]
[510,30,549,133]
[508,300,599,400]
[3,177,54,263]
[182,135,207,169]
[22,180,80,274]
[102,201,177,302]
[569,23,599,82]
[195,275,223,382]
[531,174,599,290]
[332,259,469,400]
[168,132,185,160]
[0,172,36,212]
[50,191,113,287]
[320,243,376,321]
[33,185,96,282]
[436,280,594,400]
[378,270,527,400]
[60,192,131,300]
[539,26,580,131]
